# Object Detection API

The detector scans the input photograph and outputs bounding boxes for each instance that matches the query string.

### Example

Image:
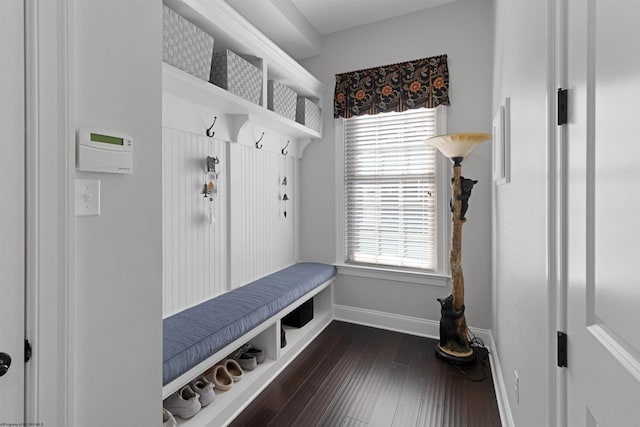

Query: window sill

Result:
[334,263,449,287]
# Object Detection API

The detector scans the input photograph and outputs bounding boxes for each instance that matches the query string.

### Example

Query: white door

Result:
[566,0,640,425]
[0,0,25,422]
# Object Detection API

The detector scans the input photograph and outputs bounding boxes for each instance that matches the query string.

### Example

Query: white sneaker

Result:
[162,408,177,427]
[190,376,215,407]
[163,385,201,419]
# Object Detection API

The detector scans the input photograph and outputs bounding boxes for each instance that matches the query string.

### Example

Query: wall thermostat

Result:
[77,128,133,174]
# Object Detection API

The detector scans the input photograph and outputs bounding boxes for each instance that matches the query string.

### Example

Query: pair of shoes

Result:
[281,326,287,348]
[231,344,265,371]
[204,359,243,391]
[234,352,257,371]
[190,375,215,407]
[204,365,233,391]
[162,408,177,427]
[245,345,266,364]
[164,385,201,420]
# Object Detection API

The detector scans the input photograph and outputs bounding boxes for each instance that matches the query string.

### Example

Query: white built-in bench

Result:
[162,262,336,426]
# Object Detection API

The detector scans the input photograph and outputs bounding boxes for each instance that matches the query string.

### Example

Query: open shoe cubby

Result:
[166,281,334,427]
[162,0,326,145]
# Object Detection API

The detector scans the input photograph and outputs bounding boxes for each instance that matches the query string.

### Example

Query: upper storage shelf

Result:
[163,0,326,141]
[163,63,321,140]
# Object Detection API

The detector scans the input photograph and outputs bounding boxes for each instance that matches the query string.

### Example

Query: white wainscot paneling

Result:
[162,127,227,317]
[229,143,297,288]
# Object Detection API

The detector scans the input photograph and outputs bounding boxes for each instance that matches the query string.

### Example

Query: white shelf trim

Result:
[163,63,321,142]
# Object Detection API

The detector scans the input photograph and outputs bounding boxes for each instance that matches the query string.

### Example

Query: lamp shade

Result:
[425,132,490,159]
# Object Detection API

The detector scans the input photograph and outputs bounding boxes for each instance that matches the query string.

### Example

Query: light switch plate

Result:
[75,179,101,216]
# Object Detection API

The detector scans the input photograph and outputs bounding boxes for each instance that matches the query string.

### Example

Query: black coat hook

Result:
[255,132,264,149]
[281,140,290,156]
[205,116,217,137]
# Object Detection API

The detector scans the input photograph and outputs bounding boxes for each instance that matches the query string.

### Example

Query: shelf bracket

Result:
[298,139,314,158]
[227,114,250,142]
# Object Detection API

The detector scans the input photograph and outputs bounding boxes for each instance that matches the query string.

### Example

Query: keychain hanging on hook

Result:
[202,153,220,224]
[281,141,289,218]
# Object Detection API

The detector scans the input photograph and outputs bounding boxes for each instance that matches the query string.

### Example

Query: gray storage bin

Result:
[267,80,297,121]
[162,5,214,81]
[296,97,322,132]
[210,50,263,105]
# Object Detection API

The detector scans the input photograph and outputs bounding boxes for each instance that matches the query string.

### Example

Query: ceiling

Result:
[291,0,459,35]
[224,0,459,59]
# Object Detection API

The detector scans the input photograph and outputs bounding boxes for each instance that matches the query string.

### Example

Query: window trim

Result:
[334,106,450,285]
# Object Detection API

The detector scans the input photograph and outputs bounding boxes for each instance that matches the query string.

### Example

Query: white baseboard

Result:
[333,304,492,344]
[486,332,516,427]
[334,303,440,338]
[333,304,514,427]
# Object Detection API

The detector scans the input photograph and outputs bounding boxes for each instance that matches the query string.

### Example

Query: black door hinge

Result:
[557,89,568,125]
[25,339,32,363]
[557,331,567,367]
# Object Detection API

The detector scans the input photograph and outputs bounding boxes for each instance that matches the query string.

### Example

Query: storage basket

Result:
[267,80,297,121]
[162,5,214,81]
[210,50,263,105]
[296,97,322,132]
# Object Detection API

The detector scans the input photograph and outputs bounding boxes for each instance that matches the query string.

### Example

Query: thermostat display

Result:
[91,132,124,146]
[77,128,133,174]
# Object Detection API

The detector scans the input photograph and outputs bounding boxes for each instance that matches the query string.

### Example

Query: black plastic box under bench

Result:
[282,298,313,328]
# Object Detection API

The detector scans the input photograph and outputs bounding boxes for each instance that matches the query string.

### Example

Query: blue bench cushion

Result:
[163,262,336,385]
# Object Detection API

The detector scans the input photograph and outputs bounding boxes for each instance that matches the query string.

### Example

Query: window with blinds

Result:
[344,108,438,271]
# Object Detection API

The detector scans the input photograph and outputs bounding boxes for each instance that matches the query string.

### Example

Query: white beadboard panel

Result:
[229,142,297,288]
[162,127,228,317]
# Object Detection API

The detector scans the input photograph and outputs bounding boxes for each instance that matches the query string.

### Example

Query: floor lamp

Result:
[426,132,490,364]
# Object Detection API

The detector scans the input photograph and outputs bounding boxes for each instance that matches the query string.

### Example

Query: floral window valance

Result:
[333,54,450,118]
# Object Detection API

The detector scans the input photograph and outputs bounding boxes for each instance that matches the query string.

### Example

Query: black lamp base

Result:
[435,344,477,365]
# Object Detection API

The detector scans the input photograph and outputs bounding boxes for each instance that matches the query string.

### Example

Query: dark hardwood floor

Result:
[230,321,502,427]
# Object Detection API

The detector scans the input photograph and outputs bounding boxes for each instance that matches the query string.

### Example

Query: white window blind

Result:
[344,108,438,271]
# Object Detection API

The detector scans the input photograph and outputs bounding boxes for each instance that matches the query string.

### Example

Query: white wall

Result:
[74,1,163,426]
[299,0,495,330]
[492,0,552,425]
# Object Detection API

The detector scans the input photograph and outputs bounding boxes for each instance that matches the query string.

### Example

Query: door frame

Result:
[550,1,568,426]
[547,0,561,423]
[0,0,26,421]
[24,0,74,425]
[543,0,569,425]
